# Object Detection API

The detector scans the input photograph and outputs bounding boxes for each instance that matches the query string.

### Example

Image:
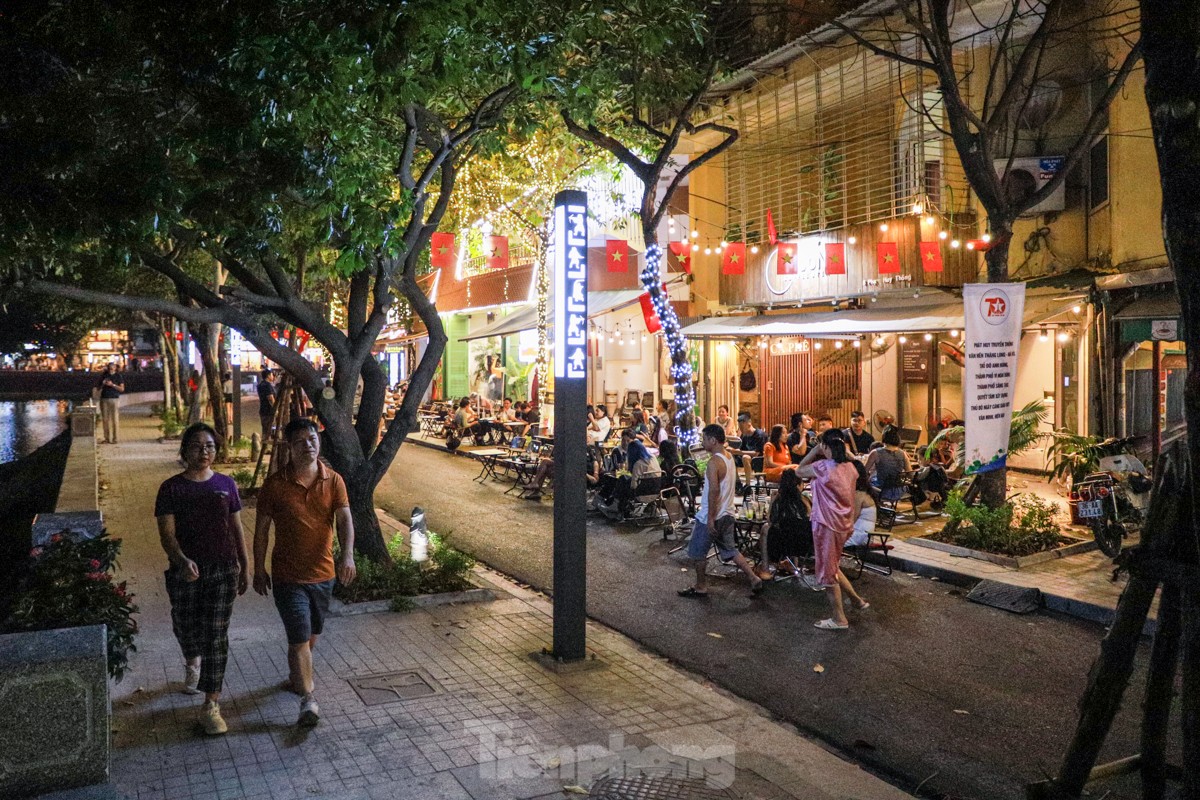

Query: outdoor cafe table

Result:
[469,448,510,483]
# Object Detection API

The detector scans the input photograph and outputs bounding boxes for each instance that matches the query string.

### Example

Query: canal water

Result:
[0,399,72,463]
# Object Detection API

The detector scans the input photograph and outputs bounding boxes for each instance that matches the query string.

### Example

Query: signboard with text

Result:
[554,194,588,380]
[901,338,930,383]
[962,283,1026,474]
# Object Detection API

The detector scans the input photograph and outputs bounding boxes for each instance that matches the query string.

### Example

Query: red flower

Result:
[50,534,64,544]
[89,559,102,570]
[87,571,107,581]
[29,547,44,558]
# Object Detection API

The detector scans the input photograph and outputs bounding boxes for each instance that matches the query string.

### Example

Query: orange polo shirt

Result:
[258,461,349,585]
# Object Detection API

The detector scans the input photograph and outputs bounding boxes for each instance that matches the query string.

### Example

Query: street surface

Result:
[377,442,1179,800]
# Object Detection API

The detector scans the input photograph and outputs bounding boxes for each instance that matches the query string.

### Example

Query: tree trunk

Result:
[640,240,696,445]
[191,323,228,459]
[346,467,389,563]
[978,217,1014,507]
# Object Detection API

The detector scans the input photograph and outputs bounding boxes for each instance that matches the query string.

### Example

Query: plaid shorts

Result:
[164,562,240,694]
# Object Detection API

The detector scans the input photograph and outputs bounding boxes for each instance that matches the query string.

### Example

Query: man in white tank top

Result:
[679,424,764,598]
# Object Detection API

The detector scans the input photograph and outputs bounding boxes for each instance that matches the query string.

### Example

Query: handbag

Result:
[445,433,462,451]
[739,361,757,392]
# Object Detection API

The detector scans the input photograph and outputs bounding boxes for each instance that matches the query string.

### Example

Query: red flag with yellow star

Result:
[668,241,692,274]
[919,241,943,272]
[721,242,746,275]
[606,239,629,272]
[430,232,454,268]
[824,242,846,275]
[487,235,509,270]
[876,241,900,274]
[776,242,798,275]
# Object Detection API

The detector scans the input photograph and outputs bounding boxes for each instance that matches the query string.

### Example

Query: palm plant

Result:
[1045,432,1132,486]
[924,399,1049,472]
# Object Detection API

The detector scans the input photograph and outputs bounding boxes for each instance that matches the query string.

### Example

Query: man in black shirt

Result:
[786,412,817,458]
[844,410,876,455]
[257,369,277,439]
[97,362,125,443]
[730,413,766,491]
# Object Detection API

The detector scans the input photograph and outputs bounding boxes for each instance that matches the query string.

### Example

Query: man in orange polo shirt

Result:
[254,418,356,727]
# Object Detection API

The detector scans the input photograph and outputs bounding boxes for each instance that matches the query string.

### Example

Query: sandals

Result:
[813,618,849,631]
[677,587,709,599]
[750,579,765,597]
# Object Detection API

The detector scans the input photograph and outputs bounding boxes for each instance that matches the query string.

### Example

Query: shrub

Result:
[3,530,138,680]
[933,492,1065,557]
[158,407,186,439]
[231,468,255,489]
[333,530,475,605]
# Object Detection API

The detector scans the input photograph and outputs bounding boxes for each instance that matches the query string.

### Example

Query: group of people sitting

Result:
[445,395,541,446]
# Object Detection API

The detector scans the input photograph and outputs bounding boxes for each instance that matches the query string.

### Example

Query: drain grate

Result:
[589,775,738,800]
[348,669,441,706]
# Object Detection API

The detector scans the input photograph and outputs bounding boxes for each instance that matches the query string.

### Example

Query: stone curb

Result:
[328,570,497,616]
[907,534,1097,569]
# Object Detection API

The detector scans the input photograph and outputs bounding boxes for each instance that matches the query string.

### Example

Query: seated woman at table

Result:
[845,469,878,547]
[496,397,518,423]
[756,469,813,580]
[714,405,738,439]
[864,427,911,502]
[598,429,663,519]
[453,397,496,445]
[588,404,613,445]
[658,440,682,472]
[627,408,652,444]
[762,424,798,483]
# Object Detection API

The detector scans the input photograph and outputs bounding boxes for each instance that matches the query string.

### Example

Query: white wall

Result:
[591,304,659,412]
[861,343,899,433]
[1007,331,1057,471]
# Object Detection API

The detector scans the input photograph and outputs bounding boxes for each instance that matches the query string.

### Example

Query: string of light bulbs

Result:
[642,244,700,447]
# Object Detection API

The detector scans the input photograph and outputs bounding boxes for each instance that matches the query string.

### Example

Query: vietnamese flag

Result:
[639,292,662,334]
[920,241,943,272]
[430,232,455,268]
[721,242,746,275]
[487,235,509,270]
[668,241,692,274]
[766,209,778,245]
[876,241,900,274]
[776,242,798,275]
[606,239,629,272]
[825,242,846,275]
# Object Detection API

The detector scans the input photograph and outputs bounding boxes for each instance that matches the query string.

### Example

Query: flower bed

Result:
[926,492,1070,557]
[332,530,476,612]
[2,530,138,680]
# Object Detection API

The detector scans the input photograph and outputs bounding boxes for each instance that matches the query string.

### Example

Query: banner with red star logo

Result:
[721,242,746,275]
[920,241,943,272]
[487,235,509,270]
[876,241,900,274]
[668,241,692,274]
[824,242,846,275]
[776,242,798,275]
[606,239,629,272]
[430,232,455,269]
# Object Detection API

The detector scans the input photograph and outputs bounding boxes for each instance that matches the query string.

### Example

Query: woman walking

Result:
[154,422,250,735]
[797,428,869,630]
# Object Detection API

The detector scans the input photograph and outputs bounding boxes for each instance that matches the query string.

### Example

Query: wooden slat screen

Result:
[761,342,862,430]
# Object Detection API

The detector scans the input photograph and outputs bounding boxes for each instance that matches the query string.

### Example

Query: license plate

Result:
[1077,499,1104,518]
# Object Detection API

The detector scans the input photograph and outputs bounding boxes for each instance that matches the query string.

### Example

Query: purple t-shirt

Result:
[154,473,243,566]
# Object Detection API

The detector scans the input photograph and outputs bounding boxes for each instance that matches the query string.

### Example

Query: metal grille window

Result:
[723,40,972,240]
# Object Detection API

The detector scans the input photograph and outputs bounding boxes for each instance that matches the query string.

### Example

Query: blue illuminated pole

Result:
[551,189,588,662]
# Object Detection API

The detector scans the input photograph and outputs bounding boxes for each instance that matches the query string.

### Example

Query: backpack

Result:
[739,361,757,392]
[445,433,462,451]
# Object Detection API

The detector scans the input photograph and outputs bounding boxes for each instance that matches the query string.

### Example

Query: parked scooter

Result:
[1068,438,1153,557]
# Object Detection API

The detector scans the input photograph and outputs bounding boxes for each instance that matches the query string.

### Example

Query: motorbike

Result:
[1068,439,1153,558]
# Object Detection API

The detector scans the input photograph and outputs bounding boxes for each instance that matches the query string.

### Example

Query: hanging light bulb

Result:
[690,229,699,239]
[759,337,767,349]
[847,235,857,244]
[813,341,823,350]
[981,233,991,243]
[925,216,936,226]
[912,202,924,215]
[874,336,886,348]
[949,329,959,338]
[835,340,844,349]
[966,241,976,250]
[750,245,759,254]
[691,243,699,252]
[879,223,889,232]
[938,230,948,240]
[715,245,723,254]
[704,247,712,255]
[1072,305,1082,314]
[950,239,961,248]
[1038,327,1049,342]
[898,335,908,344]
[720,241,728,248]
[852,339,862,348]
[641,334,647,342]
[924,333,933,342]
[870,294,878,303]
[1057,331,1070,343]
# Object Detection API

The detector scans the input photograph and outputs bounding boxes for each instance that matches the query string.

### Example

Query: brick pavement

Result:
[95,409,911,800]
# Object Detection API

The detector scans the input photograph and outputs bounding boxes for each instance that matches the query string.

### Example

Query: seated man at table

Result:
[729,412,766,492]
[786,413,816,459]
[598,429,663,519]
[496,397,518,423]
[815,415,834,435]
[453,397,496,445]
[844,410,876,456]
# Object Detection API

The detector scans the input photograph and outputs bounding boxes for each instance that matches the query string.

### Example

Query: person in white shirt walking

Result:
[678,424,764,598]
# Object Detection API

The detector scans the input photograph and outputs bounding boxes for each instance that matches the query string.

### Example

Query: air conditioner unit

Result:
[994,156,1066,216]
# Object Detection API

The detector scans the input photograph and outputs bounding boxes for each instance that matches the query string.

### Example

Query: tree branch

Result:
[986,0,1063,130]
[561,112,653,183]
[23,280,227,324]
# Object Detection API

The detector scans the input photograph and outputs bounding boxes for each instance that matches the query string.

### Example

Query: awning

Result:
[681,290,1085,338]
[460,305,539,342]
[1115,292,1184,342]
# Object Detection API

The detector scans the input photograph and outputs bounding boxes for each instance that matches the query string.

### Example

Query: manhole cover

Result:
[348,670,441,706]
[589,775,738,799]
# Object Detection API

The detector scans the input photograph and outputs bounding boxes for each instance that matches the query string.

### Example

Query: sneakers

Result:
[200,701,227,735]
[298,695,320,727]
[182,663,202,695]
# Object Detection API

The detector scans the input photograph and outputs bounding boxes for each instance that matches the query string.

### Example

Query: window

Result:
[1088,135,1109,210]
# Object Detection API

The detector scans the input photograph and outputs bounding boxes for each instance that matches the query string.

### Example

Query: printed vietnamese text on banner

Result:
[962,283,1026,474]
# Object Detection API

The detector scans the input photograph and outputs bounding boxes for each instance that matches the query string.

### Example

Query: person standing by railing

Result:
[97,361,125,444]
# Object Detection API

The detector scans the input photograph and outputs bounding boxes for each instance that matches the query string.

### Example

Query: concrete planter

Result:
[0,625,110,798]
[329,575,495,617]
[908,534,1098,569]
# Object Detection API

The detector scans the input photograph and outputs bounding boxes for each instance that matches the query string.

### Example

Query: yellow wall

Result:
[687,153,728,315]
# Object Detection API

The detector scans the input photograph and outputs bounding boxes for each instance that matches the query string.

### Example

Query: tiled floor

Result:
[97,410,910,800]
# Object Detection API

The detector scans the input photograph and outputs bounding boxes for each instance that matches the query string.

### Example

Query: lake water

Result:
[0,399,72,463]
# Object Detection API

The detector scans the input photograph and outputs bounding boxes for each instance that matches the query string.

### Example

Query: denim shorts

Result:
[273,579,335,644]
[687,515,738,561]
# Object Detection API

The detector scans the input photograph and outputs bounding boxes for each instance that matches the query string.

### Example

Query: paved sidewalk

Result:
[95,409,911,800]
